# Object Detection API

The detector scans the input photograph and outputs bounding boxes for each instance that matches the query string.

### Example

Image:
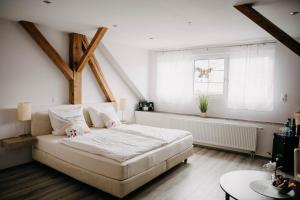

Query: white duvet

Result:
[113,124,190,143]
[61,125,191,162]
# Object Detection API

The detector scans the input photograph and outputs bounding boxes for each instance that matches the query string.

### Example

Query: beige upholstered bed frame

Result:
[31,104,193,198]
[33,147,192,198]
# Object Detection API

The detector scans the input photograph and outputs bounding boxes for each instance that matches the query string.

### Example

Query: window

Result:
[194,58,225,95]
[154,43,274,113]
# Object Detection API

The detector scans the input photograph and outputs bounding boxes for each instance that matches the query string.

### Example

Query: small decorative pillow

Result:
[102,113,119,128]
[49,106,90,136]
[65,123,84,138]
[87,104,121,128]
[87,107,105,128]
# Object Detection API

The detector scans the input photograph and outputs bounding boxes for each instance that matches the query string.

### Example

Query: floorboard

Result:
[0,147,269,200]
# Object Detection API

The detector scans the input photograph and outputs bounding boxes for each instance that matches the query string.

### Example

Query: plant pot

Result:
[199,112,207,117]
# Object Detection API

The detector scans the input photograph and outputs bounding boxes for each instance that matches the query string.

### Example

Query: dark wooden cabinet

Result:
[272,133,299,173]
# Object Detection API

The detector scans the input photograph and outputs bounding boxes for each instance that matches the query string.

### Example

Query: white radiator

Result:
[135,111,258,153]
[170,118,257,152]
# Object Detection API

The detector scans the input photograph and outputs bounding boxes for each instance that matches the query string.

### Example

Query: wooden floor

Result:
[0,147,268,200]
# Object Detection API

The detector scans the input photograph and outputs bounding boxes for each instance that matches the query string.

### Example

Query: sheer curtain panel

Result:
[227,44,275,111]
[155,50,194,111]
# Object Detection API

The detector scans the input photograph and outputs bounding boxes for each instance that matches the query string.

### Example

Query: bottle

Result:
[284,121,290,136]
[292,118,296,134]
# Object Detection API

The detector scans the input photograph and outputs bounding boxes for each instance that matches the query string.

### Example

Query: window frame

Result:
[193,56,229,98]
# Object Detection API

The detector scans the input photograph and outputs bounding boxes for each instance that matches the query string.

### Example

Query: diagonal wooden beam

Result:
[234,4,300,56]
[76,27,108,72]
[19,21,74,80]
[82,36,115,102]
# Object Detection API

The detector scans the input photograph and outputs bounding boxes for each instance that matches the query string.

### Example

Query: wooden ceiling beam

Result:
[19,20,114,103]
[69,33,83,104]
[234,4,300,56]
[82,36,115,102]
[76,27,108,72]
[19,21,74,80]
[69,33,83,69]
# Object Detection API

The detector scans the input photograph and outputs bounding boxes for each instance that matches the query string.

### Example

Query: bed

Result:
[30,105,193,198]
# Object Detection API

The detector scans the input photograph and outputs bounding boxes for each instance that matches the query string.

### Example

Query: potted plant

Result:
[199,95,208,117]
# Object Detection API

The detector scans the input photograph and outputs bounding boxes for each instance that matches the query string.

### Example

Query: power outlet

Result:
[51,97,57,104]
[281,93,287,103]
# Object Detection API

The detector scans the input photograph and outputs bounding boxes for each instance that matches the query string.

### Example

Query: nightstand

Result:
[0,134,37,150]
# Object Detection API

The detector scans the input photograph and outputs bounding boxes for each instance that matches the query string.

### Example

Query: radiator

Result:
[170,118,257,152]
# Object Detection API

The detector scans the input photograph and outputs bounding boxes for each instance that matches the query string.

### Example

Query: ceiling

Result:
[0,0,299,50]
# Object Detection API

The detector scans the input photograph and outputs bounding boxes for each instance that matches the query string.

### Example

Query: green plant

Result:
[199,96,208,113]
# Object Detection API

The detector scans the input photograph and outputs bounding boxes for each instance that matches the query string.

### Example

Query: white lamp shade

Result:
[17,102,31,121]
[119,98,127,111]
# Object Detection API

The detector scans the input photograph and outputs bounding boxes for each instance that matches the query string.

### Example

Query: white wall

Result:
[0,19,69,140]
[82,46,139,121]
[0,20,69,108]
[149,43,300,124]
[0,19,146,169]
[103,40,150,99]
[0,19,70,169]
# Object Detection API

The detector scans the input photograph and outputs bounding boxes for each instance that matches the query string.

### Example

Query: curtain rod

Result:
[157,40,277,53]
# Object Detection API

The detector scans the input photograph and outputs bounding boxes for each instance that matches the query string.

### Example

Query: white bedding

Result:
[113,124,190,143]
[35,133,193,180]
[61,124,191,162]
[61,129,165,162]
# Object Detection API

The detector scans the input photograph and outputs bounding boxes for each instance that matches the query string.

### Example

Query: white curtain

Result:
[155,50,194,111]
[227,44,275,111]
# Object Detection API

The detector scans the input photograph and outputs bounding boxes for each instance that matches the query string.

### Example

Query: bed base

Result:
[32,146,193,198]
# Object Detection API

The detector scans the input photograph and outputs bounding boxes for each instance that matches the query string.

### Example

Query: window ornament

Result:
[194,58,225,95]
[196,67,212,79]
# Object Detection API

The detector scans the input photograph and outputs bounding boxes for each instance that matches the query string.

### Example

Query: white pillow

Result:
[49,105,90,136]
[101,113,121,128]
[87,104,121,128]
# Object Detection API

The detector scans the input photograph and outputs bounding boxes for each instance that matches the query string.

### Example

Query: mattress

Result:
[61,128,175,162]
[34,129,193,181]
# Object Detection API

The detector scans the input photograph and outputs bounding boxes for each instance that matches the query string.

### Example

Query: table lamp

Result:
[17,102,31,135]
[119,98,127,122]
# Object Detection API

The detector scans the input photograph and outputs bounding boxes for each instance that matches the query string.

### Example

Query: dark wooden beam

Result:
[76,27,108,72]
[69,33,83,104]
[234,4,300,56]
[70,33,83,70]
[82,36,115,102]
[19,21,74,80]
